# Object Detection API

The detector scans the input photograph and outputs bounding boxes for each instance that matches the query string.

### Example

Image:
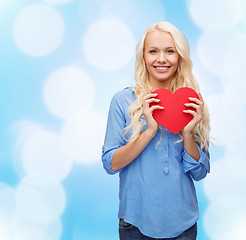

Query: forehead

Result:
[144,30,175,48]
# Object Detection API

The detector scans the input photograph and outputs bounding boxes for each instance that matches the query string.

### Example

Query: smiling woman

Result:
[102,21,211,240]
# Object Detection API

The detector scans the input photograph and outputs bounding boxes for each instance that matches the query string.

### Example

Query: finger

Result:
[146,98,160,104]
[184,103,199,109]
[143,93,158,100]
[189,97,203,105]
[183,109,196,117]
[150,105,164,112]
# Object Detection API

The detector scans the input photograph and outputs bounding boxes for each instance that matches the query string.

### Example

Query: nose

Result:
[158,51,166,63]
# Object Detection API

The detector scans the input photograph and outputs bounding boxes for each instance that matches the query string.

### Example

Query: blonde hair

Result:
[125,22,210,150]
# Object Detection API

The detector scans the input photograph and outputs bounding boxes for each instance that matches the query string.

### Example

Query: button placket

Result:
[163,135,169,174]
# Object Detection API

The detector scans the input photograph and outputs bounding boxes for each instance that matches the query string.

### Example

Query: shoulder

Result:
[112,87,136,104]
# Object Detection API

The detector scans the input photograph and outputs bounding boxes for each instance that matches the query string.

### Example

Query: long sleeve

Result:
[181,143,210,181]
[102,93,127,175]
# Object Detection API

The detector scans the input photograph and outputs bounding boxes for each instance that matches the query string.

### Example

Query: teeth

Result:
[156,67,168,70]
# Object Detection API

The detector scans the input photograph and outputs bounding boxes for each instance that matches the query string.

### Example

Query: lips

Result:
[154,66,170,72]
[154,66,170,69]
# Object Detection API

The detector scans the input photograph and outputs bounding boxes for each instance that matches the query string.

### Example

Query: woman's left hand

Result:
[181,93,204,136]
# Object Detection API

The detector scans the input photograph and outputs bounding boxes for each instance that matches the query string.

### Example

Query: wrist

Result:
[145,128,158,139]
[182,131,194,139]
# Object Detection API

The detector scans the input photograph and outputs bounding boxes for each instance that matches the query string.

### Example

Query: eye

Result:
[149,49,157,54]
[166,49,175,54]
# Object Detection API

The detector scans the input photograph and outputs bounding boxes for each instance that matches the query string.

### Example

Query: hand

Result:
[142,87,164,136]
[181,92,204,136]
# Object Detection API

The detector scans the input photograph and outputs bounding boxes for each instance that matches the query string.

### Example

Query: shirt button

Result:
[164,147,167,150]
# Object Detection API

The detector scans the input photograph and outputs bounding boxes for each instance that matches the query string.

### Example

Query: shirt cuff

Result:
[182,145,210,173]
[102,146,121,175]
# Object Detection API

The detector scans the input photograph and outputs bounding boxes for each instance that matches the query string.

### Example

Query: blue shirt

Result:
[102,87,210,238]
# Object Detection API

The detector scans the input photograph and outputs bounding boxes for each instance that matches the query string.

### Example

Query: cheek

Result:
[144,56,155,67]
[170,55,179,67]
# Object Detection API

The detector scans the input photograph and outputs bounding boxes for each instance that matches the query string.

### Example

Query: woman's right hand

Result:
[142,88,164,137]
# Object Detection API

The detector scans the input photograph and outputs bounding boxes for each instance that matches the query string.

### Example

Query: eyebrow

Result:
[147,46,176,50]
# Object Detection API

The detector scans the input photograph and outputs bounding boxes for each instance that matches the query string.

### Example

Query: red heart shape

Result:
[150,87,199,134]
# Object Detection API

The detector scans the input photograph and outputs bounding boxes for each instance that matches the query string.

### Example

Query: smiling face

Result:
[144,30,180,90]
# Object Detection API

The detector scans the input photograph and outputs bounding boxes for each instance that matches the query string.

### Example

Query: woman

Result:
[102,21,210,240]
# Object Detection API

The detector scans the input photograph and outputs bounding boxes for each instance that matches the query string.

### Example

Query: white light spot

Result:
[197,29,241,75]
[42,219,62,240]
[224,34,246,79]
[43,67,95,119]
[83,19,135,71]
[11,215,61,240]
[0,0,8,8]
[0,218,9,240]
[203,196,246,240]
[0,183,16,224]
[203,159,246,201]
[222,75,246,105]
[100,0,131,19]
[43,0,72,5]
[16,179,66,224]
[12,120,43,178]
[206,93,246,146]
[13,3,64,57]
[22,130,73,184]
[122,0,165,37]
[188,0,243,30]
[224,136,246,183]
[61,110,107,164]
[225,218,246,240]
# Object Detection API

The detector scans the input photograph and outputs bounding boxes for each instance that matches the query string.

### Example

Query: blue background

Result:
[1,0,246,239]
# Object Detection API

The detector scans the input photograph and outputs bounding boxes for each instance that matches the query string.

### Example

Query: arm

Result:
[181,93,210,180]
[182,133,200,161]
[111,89,164,172]
[181,92,205,161]
[111,128,155,171]
[102,88,163,174]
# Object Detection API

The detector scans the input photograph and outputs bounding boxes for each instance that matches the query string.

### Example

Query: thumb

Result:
[148,86,153,94]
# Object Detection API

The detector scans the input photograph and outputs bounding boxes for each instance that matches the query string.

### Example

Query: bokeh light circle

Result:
[11,216,61,240]
[206,92,246,146]
[43,0,73,5]
[197,29,241,75]
[224,136,246,183]
[16,179,66,224]
[203,159,246,201]
[13,3,64,56]
[43,67,95,119]
[203,195,246,240]
[189,0,243,30]
[22,130,73,184]
[61,110,107,164]
[0,183,16,223]
[224,34,246,79]
[83,19,135,71]
[12,121,43,178]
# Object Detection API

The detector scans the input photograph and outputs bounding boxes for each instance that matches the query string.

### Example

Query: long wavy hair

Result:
[125,22,210,150]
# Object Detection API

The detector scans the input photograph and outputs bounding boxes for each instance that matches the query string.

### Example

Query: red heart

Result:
[150,87,199,134]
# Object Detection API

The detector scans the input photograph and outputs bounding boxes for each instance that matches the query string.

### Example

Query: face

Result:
[144,30,180,89]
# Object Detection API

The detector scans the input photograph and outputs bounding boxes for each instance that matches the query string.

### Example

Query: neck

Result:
[149,79,172,91]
